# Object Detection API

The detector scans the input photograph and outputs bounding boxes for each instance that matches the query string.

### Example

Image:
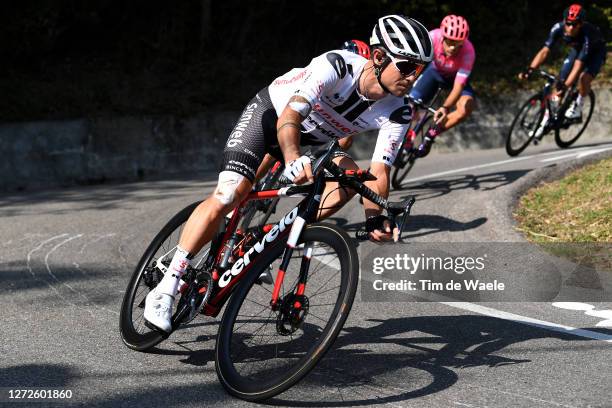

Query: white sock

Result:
[576,94,583,106]
[156,246,190,296]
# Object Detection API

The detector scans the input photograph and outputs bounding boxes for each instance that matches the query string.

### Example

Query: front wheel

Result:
[215,223,359,401]
[506,93,545,157]
[554,90,595,148]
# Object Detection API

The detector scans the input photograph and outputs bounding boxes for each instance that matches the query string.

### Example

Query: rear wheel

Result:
[241,164,286,230]
[119,201,212,351]
[506,94,545,156]
[215,223,359,401]
[554,90,595,148]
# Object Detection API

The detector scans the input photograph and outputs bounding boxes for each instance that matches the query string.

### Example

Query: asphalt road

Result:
[1,137,611,407]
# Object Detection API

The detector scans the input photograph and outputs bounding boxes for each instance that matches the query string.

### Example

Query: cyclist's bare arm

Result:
[277,95,313,184]
[435,81,465,124]
[520,46,550,79]
[364,162,398,242]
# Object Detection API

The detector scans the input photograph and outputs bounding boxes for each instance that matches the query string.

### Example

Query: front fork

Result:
[270,178,325,309]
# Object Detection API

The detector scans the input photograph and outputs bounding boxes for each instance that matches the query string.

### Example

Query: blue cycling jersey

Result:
[544,21,606,61]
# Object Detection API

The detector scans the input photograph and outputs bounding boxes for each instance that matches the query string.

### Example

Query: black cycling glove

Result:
[365,215,397,233]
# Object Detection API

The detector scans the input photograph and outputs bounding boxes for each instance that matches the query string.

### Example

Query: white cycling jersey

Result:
[268,50,412,166]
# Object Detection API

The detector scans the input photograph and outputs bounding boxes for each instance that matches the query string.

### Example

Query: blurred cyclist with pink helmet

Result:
[408,14,476,157]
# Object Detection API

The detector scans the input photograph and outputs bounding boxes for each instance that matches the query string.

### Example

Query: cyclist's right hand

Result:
[283,156,313,184]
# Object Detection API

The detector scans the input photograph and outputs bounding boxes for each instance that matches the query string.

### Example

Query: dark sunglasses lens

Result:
[565,21,577,26]
[396,60,419,76]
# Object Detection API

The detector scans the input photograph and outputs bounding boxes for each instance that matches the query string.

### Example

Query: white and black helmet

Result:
[370,15,433,63]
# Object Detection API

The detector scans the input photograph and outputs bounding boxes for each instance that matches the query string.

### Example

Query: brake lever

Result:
[396,196,416,242]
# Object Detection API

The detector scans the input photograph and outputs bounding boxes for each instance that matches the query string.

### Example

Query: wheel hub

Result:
[276,294,309,335]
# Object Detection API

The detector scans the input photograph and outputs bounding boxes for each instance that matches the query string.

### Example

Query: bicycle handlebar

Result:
[310,141,416,241]
[537,69,557,82]
[408,96,438,115]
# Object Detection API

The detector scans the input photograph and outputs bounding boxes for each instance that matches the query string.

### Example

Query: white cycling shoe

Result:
[144,289,174,333]
[531,111,550,138]
[565,102,582,120]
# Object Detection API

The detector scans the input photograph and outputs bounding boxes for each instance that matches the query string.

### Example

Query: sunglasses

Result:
[443,38,465,47]
[565,20,580,27]
[388,54,426,77]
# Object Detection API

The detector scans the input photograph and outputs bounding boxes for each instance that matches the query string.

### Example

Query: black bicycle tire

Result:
[119,201,200,351]
[391,150,417,190]
[554,90,595,148]
[506,93,544,157]
[215,223,359,401]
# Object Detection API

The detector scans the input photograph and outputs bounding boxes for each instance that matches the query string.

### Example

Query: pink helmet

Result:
[440,15,469,41]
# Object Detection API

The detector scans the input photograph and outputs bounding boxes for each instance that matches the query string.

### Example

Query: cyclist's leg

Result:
[253,153,278,183]
[559,48,578,83]
[408,64,442,121]
[145,89,275,331]
[338,135,354,151]
[577,47,605,99]
[316,152,359,220]
[440,92,475,130]
[411,68,446,157]
[417,80,474,158]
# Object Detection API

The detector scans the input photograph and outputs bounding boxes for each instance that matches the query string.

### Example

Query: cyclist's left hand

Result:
[433,106,448,124]
[553,80,567,99]
[366,215,399,243]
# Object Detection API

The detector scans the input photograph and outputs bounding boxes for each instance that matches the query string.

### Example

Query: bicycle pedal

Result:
[144,319,170,334]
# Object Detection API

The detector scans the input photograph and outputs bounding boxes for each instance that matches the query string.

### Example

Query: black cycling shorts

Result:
[220,88,340,182]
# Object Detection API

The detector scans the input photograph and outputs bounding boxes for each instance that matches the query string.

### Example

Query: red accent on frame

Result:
[262,224,274,233]
[296,283,306,296]
[248,190,281,200]
[271,161,282,172]
[271,269,286,303]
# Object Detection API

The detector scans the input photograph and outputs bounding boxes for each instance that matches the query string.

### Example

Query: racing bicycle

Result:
[505,69,595,156]
[390,93,440,189]
[119,139,416,401]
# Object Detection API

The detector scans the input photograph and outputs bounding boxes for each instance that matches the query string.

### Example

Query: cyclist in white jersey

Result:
[143,15,433,333]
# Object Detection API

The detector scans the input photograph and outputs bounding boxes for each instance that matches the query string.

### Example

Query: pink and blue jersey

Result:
[430,28,475,85]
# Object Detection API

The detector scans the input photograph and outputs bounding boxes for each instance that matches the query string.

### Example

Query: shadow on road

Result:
[1,313,607,406]
[270,314,598,407]
[329,215,487,241]
[397,169,531,202]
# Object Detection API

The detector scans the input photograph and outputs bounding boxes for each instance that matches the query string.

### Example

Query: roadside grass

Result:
[514,157,611,270]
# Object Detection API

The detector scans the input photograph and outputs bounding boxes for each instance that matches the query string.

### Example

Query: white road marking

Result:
[26,234,69,278]
[540,152,583,163]
[540,147,612,163]
[577,147,612,159]
[44,234,83,292]
[26,234,74,304]
[553,302,612,328]
[441,302,612,343]
[404,143,612,184]
[79,233,116,253]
